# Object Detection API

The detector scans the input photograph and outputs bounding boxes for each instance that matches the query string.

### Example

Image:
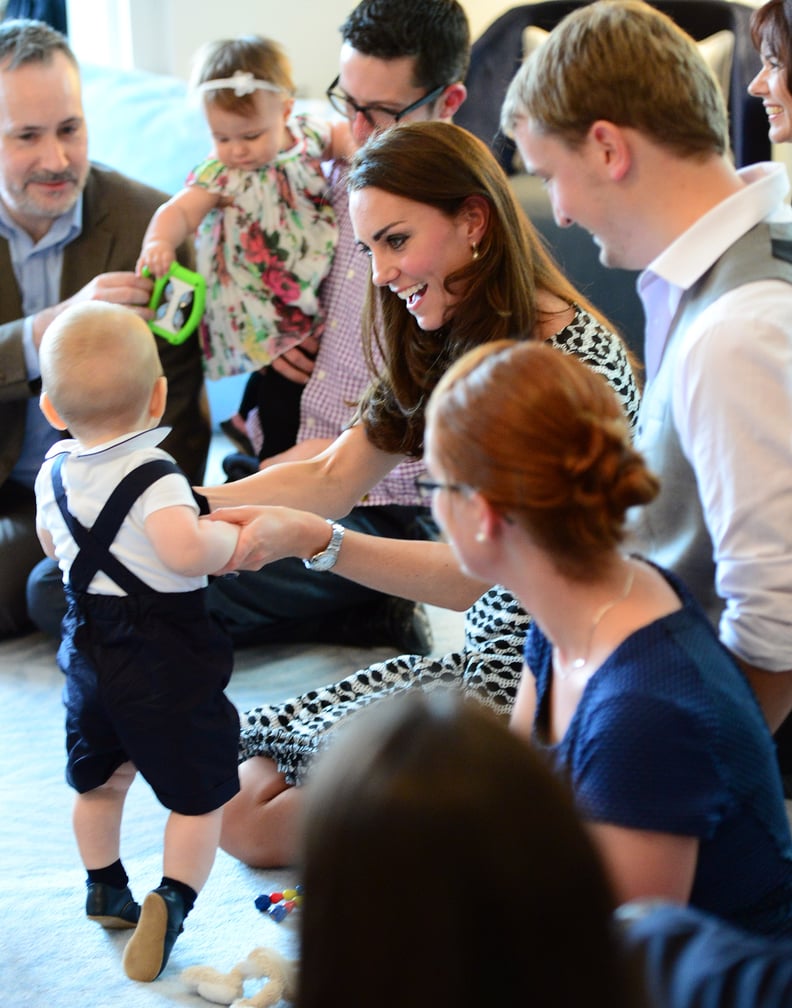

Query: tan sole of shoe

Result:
[122,892,168,982]
[87,913,137,930]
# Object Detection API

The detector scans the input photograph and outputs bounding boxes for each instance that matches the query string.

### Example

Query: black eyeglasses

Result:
[326,77,447,128]
[415,476,517,523]
[414,476,471,501]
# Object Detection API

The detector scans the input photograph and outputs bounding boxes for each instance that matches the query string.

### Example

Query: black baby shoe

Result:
[85,882,140,929]
[122,884,186,982]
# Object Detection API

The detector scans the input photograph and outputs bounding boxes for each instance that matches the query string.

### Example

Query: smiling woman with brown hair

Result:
[203,121,640,869]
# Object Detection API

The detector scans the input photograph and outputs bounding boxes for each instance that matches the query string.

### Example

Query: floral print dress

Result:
[190,114,338,380]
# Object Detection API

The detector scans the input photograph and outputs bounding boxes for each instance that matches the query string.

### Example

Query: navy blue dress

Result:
[525,565,792,937]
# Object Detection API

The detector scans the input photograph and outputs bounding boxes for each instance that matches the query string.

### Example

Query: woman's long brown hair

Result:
[346,120,611,456]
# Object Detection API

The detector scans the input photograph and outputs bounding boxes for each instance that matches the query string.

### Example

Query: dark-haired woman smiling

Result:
[202,121,639,868]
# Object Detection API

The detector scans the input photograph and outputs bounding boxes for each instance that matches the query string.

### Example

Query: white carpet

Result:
[0,606,463,1006]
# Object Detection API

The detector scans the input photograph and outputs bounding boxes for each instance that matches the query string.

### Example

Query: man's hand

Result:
[270,333,320,385]
[32,270,155,347]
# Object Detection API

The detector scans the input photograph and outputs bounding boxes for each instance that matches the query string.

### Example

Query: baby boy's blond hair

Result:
[39,302,165,444]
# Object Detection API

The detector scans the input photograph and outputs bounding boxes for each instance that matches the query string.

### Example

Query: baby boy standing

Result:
[34,302,240,983]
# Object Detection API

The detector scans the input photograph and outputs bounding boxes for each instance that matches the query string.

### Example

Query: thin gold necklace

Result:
[554,563,635,678]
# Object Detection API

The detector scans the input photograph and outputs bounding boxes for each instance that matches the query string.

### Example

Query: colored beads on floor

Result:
[254,885,303,922]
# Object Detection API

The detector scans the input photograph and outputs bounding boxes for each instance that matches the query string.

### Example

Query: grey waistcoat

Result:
[629,221,792,628]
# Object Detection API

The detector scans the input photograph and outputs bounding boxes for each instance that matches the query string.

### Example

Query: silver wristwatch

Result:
[302,520,345,572]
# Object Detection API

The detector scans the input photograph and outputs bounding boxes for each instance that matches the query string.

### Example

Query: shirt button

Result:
[346,268,355,279]
[306,417,316,429]
[316,370,326,381]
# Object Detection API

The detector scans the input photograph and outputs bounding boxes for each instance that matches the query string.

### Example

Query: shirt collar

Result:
[641,162,792,294]
[0,192,83,253]
[45,426,171,461]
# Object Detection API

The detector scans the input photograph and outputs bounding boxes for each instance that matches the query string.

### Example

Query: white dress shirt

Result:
[638,162,792,671]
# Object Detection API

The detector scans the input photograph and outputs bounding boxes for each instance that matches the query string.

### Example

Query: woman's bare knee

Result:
[220,756,299,867]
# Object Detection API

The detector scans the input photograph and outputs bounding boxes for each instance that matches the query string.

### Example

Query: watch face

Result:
[304,522,344,572]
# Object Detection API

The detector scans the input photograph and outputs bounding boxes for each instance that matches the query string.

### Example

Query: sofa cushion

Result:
[80,63,211,196]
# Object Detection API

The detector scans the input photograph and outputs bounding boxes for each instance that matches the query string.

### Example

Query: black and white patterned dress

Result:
[239,306,641,785]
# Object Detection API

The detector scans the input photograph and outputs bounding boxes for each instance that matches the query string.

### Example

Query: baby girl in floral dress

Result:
[138,35,352,459]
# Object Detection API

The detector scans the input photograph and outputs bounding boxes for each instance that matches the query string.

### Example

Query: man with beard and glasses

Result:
[0,18,208,639]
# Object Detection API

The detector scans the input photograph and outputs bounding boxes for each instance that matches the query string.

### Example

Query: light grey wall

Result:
[66,0,514,97]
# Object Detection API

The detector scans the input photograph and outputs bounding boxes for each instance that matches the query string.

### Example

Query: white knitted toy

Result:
[181,945,297,1008]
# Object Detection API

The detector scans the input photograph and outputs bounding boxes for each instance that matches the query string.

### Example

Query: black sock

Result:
[86,859,128,890]
[160,876,197,918]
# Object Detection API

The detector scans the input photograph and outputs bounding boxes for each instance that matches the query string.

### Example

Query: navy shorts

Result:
[59,587,240,815]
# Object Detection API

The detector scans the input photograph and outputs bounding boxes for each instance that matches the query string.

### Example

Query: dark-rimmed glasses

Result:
[326,77,447,128]
[415,476,516,523]
[415,476,470,502]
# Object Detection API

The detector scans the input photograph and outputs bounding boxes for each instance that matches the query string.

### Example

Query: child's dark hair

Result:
[298,691,644,1008]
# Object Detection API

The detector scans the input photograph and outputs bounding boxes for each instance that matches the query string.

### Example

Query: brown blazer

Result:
[0,163,209,486]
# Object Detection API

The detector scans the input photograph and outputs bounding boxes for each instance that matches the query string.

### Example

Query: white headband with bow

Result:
[197,70,288,97]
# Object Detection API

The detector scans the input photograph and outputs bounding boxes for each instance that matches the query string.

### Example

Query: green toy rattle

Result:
[143,263,206,345]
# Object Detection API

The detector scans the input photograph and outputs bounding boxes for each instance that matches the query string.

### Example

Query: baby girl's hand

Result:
[136,240,177,278]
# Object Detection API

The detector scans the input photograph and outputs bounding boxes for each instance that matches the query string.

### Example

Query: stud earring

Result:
[475,530,486,543]
[471,242,479,261]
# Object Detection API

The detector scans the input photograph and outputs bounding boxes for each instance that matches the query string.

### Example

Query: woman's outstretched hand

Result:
[207,505,333,574]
